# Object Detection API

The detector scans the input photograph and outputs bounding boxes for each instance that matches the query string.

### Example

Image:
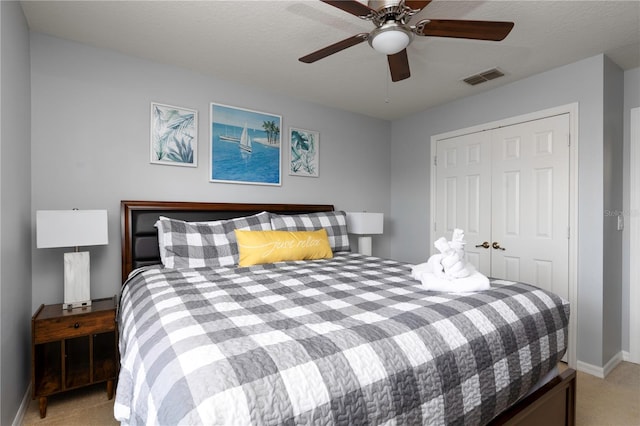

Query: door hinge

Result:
[567,226,570,239]
[567,134,571,147]
[434,156,437,166]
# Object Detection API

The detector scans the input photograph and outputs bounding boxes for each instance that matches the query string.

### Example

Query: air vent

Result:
[463,68,505,86]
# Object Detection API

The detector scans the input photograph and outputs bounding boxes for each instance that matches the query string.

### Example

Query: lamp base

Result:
[357,236,373,256]
[64,252,92,310]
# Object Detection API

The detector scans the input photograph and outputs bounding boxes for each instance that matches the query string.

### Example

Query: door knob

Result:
[492,242,506,251]
[475,241,490,249]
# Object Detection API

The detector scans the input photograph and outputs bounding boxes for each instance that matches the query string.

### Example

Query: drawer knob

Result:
[74,322,80,329]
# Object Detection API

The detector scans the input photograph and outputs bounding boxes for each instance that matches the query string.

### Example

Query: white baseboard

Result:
[12,384,31,426]
[623,350,640,364]
[577,351,624,379]
[577,360,605,378]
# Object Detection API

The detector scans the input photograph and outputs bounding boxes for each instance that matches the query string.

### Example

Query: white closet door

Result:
[435,114,570,298]
[435,131,492,274]
[490,114,570,298]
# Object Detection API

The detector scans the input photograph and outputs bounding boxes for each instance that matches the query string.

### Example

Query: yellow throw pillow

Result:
[235,229,333,267]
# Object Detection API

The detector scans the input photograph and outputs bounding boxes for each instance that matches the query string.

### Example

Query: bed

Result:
[116,200,576,425]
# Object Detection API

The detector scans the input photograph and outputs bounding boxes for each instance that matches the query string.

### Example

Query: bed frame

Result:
[119,200,576,426]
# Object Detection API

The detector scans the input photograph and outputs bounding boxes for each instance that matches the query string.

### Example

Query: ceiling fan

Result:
[299,0,514,82]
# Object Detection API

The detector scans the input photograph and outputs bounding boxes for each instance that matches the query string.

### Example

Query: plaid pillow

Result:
[156,211,272,268]
[270,211,350,252]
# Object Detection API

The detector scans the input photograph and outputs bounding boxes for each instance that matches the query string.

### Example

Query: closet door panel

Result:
[490,114,570,296]
[436,132,492,274]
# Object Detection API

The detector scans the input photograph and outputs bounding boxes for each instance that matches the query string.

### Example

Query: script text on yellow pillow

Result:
[235,229,333,267]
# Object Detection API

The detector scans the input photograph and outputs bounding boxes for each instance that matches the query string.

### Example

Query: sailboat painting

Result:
[210,103,281,185]
[150,103,198,167]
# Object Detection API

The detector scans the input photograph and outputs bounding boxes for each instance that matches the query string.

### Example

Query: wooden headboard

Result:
[120,200,335,283]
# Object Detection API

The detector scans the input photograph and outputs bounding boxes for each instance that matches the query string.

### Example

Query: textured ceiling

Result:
[21,0,640,120]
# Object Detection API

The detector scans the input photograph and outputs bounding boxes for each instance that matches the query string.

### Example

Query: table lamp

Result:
[346,212,384,256]
[36,209,108,309]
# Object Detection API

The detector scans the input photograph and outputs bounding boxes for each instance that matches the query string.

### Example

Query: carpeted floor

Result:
[575,361,639,426]
[22,362,639,425]
[22,382,118,426]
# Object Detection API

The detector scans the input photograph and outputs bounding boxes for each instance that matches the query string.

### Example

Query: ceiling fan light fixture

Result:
[369,23,413,55]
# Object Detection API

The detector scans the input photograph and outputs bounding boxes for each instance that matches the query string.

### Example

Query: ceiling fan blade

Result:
[299,34,368,63]
[321,0,375,18]
[404,1,432,12]
[417,19,514,41]
[388,49,411,82]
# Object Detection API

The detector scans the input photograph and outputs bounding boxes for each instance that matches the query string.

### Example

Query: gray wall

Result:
[389,54,621,368]
[30,33,392,308]
[0,1,32,424]
[622,67,640,352]
[602,56,624,364]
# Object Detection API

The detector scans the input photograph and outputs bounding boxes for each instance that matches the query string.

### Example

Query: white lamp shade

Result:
[37,210,108,248]
[371,29,410,55]
[346,212,384,235]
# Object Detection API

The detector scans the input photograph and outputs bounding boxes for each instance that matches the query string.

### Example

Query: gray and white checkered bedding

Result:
[114,253,569,426]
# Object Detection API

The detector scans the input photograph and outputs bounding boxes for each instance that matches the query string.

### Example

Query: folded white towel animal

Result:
[411,266,490,292]
[430,233,476,279]
[412,228,490,293]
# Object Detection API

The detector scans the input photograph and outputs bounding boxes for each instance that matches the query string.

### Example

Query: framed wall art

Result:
[210,103,281,185]
[289,127,319,177]
[150,102,198,167]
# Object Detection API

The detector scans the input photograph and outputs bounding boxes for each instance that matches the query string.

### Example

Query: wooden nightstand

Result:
[31,296,118,418]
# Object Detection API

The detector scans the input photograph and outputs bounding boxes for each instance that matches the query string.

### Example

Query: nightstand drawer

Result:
[34,310,115,343]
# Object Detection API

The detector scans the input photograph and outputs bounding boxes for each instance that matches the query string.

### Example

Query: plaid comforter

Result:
[114,253,569,426]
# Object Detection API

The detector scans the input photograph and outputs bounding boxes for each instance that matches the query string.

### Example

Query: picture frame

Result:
[150,102,198,167]
[210,103,282,185]
[289,127,319,177]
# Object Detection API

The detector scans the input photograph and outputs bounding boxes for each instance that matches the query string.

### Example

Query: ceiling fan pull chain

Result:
[385,67,390,103]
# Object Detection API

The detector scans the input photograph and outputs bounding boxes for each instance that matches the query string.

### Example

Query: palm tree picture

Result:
[151,103,198,167]
[290,128,319,177]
